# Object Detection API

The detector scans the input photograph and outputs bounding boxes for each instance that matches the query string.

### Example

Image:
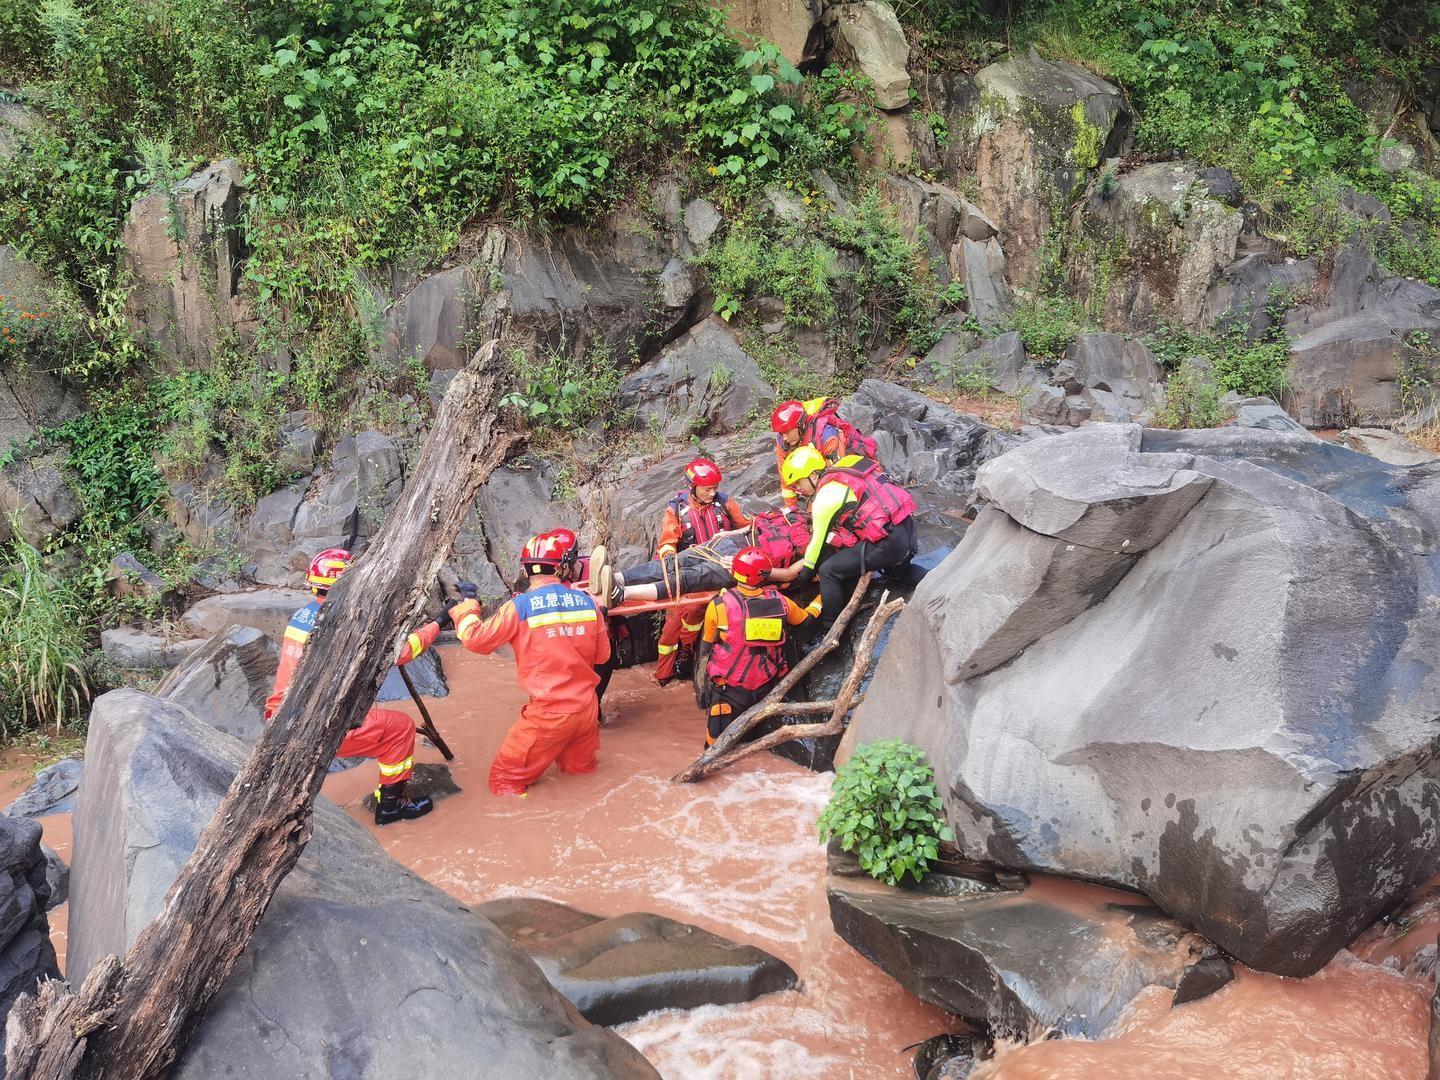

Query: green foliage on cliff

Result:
[819,739,955,887]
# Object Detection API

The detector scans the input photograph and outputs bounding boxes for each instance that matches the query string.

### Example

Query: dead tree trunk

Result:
[5,341,521,1080]
[680,594,904,779]
[672,574,873,784]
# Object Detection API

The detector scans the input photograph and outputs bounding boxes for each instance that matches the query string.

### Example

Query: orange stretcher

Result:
[605,589,722,618]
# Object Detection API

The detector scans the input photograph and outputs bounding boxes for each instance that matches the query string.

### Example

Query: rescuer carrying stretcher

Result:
[652,457,750,685]
[444,530,611,797]
[697,546,820,746]
[774,447,917,635]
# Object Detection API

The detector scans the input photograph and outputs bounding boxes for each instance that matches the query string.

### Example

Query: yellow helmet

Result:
[782,445,827,488]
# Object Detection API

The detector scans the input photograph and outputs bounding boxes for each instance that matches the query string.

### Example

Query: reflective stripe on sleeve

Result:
[377,756,413,777]
[406,632,425,658]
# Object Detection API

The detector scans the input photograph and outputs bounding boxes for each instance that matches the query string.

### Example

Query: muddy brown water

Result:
[8,647,1437,1077]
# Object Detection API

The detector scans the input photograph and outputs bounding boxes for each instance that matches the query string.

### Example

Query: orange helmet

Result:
[771,401,806,434]
[685,457,722,488]
[307,547,351,594]
[731,546,773,587]
[521,530,578,577]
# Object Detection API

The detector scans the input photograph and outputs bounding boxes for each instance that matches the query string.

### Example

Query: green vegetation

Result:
[1154,359,1223,429]
[818,739,955,887]
[0,529,93,739]
[500,343,625,434]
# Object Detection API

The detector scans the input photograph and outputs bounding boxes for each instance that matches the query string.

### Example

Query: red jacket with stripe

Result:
[264,597,440,721]
[449,578,611,714]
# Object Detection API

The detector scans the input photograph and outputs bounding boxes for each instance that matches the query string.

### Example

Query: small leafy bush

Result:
[1007,295,1087,360]
[1155,359,1223,429]
[500,343,624,432]
[818,739,954,887]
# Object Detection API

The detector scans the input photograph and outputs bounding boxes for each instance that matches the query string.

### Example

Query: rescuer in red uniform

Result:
[697,546,819,746]
[653,457,750,685]
[266,548,438,826]
[445,530,612,796]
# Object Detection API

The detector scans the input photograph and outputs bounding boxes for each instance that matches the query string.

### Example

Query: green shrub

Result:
[699,217,836,327]
[1213,339,1289,400]
[1155,359,1223,429]
[1007,295,1087,360]
[818,739,954,887]
[500,343,625,432]
[0,530,93,739]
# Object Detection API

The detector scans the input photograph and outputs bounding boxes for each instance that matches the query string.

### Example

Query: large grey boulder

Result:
[66,691,659,1079]
[0,816,59,1028]
[1282,243,1440,427]
[844,423,1440,976]
[121,159,254,365]
[157,624,280,742]
[100,627,207,670]
[970,50,1130,287]
[479,897,797,1025]
[828,854,1213,1039]
[830,2,911,110]
[1070,163,1244,331]
[1049,333,1163,423]
[1202,251,1319,339]
[1339,427,1439,465]
[616,318,774,439]
[380,264,482,372]
[180,588,312,642]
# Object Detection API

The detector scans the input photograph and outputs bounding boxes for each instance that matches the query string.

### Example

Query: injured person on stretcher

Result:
[586,508,814,607]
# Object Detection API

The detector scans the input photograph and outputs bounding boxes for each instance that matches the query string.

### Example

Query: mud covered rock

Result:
[828,853,1205,1038]
[3,758,83,819]
[361,762,459,811]
[479,896,797,1025]
[67,690,659,1079]
[912,1033,987,1079]
[157,624,280,742]
[0,816,59,1028]
[846,423,1440,976]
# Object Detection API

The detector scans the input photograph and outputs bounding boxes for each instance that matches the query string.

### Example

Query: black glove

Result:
[456,581,479,600]
[432,608,454,630]
[793,565,817,587]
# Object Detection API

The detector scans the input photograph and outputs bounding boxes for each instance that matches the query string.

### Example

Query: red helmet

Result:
[685,457,722,488]
[307,547,351,594]
[771,401,806,434]
[520,530,578,576]
[731,546,773,587]
[546,527,581,579]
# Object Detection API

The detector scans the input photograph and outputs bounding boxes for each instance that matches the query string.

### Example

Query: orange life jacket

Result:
[822,457,916,546]
[707,587,789,691]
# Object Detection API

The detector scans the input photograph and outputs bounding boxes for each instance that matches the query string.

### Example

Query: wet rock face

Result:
[846,423,1440,976]
[0,816,60,1028]
[68,690,659,1079]
[180,588,313,643]
[4,758,84,818]
[156,624,281,742]
[828,854,1205,1039]
[480,897,798,1026]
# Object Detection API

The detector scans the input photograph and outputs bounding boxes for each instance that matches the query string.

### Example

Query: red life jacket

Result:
[822,457,916,545]
[809,398,878,460]
[708,587,790,691]
[750,509,812,567]
[668,490,740,550]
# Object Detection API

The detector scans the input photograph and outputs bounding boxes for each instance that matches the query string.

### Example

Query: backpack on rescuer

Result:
[824,456,916,545]
[808,398,877,460]
[750,509,812,566]
[708,586,790,691]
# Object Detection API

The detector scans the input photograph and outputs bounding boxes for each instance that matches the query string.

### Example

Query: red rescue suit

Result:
[449,578,611,795]
[265,598,439,788]
[655,489,749,684]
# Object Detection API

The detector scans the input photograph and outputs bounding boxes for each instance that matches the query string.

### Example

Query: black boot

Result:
[374,780,434,826]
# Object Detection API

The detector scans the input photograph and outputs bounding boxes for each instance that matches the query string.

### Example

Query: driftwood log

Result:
[672,573,881,783]
[5,341,521,1080]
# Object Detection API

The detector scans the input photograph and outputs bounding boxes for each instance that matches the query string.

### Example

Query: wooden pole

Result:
[5,341,520,1080]
[682,595,903,778]
[671,574,874,784]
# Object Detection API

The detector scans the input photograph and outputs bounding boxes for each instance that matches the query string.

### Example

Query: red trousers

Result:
[654,600,706,682]
[339,708,416,788]
[489,698,600,795]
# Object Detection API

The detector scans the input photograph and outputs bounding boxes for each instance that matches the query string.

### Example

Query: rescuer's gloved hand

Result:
[792,565,817,588]
[456,581,479,601]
